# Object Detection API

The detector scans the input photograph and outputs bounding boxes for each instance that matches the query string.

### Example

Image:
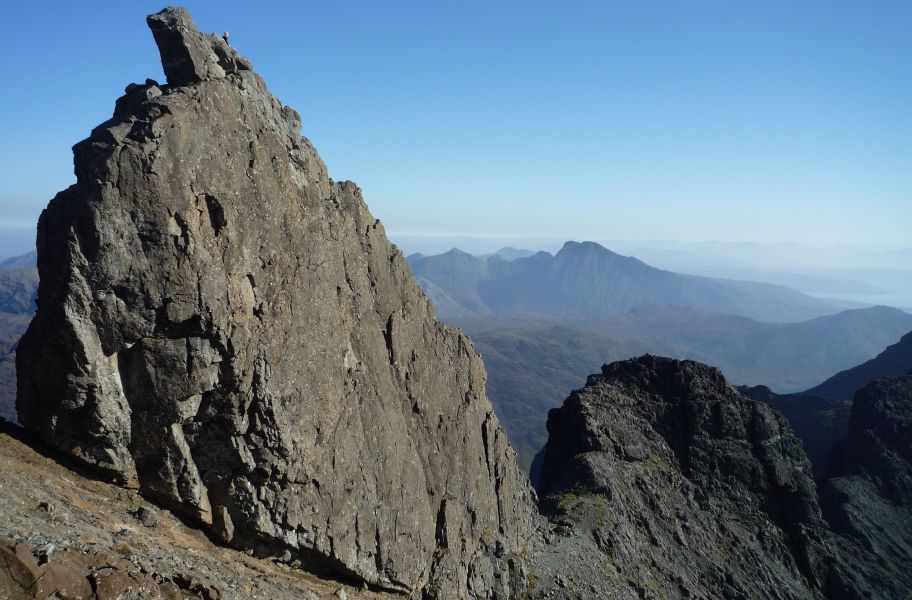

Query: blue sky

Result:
[1,1,910,255]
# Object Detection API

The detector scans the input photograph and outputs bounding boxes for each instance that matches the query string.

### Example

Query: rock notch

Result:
[16,7,532,598]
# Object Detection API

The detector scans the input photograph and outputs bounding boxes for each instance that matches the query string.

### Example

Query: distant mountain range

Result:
[409,241,846,323]
[406,241,912,472]
[0,251,37,314]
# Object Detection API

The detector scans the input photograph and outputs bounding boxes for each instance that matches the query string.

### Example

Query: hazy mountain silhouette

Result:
[804,330,912,400]
[410,241,845,323]
[0,251,36,422]
[477,246,537,261]
[0,251,37,315]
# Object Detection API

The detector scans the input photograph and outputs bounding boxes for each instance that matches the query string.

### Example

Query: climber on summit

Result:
[223,31,230,45]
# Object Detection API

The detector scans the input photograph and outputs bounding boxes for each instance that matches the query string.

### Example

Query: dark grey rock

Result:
[16,7,532,598]
[146,7,250,85]
[531,355,863,599]
[819,375,912,596]
[738,384,851,476]
[135,506,158,528]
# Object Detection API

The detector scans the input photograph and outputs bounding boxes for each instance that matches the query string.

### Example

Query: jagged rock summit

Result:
[16,7,532,598]
[820,375,912,589]
[532,355,870,599]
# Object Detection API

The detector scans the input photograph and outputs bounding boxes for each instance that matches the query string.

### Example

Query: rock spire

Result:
[16,7,532,598]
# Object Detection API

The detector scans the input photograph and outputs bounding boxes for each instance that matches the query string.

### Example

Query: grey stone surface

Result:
[0,426,393,600]
[15,7,532,598]
[819,375,912,596]
[531,355,869,599]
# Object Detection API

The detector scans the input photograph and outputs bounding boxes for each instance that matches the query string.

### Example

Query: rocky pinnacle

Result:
[16,7,532,598]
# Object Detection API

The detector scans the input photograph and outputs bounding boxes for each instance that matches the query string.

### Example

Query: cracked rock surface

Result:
[819,375,912,595]
[0,424,388,600]
[15,8,532,598]
[530,355,903,599]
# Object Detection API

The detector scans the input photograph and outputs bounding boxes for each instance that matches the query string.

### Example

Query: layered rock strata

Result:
[16,8,532,598]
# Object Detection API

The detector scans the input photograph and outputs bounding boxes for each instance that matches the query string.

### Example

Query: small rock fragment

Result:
[134,506,159,527]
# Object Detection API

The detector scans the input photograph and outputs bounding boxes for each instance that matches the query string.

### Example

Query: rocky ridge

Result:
[737,385,850,476]
[819,375,912,590]
[15,8,532,598]
[531,355,907,599]
[8,6,912,600]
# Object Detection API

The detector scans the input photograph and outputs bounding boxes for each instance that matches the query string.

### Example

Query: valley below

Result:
[407,245,912,472]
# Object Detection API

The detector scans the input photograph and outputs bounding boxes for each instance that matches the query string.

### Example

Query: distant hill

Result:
[410,241,845,323]
[466,305,912,472]
[0,251,38,315]
[0,251,38,422]
[0,251,37,270]
[804,330,912,400]
[0,314,29,422]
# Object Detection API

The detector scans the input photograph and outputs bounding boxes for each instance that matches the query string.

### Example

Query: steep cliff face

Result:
[15,8,532,598]
[738,384,850,476]
[819,375,912,593]
[533,355,859,599]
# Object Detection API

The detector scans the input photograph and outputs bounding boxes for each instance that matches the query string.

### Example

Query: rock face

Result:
[738,384,851,477]
[15,8,532,598]
[534,355,860,599]
[819,375,912,594]
[804,330,912,400]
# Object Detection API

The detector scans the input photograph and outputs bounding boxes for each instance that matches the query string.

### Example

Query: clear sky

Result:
[1,1,910,254]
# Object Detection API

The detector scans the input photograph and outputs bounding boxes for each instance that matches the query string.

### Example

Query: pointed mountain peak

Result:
[147,6,252,85]
[557,240,617,257]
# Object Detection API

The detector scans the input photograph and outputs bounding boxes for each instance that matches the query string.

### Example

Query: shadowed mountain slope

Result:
[0,251,37,423]
[738,385,850,477]
[529,355,911,599]
[819,375,912,593]
[805,330,912,400]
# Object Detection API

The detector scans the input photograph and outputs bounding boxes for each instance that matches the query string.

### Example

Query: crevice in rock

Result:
[203,194,226,236]
[435,499,449,548]
[481,419,492,477]
[382,313,395,366]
